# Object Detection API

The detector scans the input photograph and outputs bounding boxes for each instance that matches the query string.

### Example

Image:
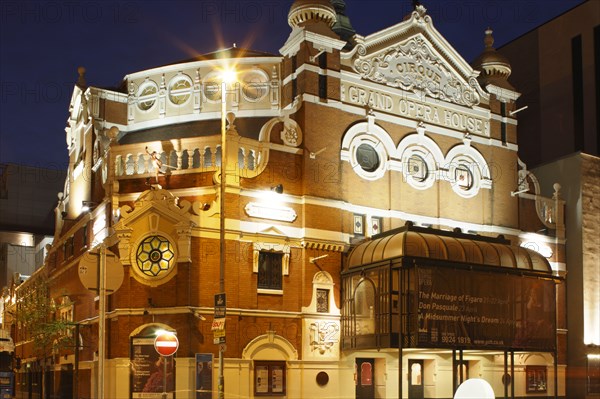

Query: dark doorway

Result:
[355,358,375,399]
[43,368,53,399]
[57,364,73,399]
[408,359,424,399]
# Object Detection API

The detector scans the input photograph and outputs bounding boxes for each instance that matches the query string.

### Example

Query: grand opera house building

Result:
[3,1,568,398]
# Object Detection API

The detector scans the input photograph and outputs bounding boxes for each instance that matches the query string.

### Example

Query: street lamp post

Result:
[218,68,235,399]
[98,243,106,399]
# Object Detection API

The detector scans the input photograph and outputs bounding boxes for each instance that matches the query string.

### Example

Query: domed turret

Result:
[288,0,336,29]
[472,28,513,88]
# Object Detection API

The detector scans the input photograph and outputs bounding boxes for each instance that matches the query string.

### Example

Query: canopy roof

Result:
[347,224,551,273]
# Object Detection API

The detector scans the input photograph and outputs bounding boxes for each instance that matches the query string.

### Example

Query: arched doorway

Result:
[242,331,298,398]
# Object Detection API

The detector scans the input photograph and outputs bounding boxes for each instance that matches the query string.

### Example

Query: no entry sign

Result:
[154,332,179,356]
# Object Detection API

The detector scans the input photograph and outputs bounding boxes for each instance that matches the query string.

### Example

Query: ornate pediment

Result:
[113,186,201,270]
[345,7,487,107]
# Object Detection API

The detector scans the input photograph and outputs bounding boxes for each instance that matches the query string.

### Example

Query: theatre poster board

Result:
[415,265,556,351]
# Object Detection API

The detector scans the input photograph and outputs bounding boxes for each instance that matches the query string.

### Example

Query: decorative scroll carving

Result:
[353,36,480,107]
[309,321,340,355]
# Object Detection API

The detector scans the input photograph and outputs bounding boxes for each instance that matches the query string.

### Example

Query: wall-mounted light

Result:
[309,254,328,264]
[271,184,284,194]
[82,201,97,212]
[192,310,207,321]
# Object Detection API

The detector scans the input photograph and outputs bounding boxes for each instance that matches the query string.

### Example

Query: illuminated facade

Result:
[3,1,569,398]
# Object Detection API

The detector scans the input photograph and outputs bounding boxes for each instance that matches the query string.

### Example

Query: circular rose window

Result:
[136,235,175,277]
[356,143,380,173]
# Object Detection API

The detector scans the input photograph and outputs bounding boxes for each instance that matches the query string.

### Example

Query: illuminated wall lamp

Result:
[271,184,284,194]
[82,201,97,212]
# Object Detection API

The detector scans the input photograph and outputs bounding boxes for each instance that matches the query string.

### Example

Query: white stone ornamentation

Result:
[353,36,480,107]
[309,321,340,355]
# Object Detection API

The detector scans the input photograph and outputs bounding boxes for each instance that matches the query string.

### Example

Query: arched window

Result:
[354,279,376,335]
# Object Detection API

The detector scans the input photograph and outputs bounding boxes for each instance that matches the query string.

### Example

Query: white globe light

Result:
[454,378,495,399]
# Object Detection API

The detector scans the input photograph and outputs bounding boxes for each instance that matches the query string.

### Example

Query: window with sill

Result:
[254,361,286,396]
[258,252,283,290]
[316,288,329,313]
[253,243,290,293]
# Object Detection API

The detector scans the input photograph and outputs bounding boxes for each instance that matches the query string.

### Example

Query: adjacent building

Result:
[500,2,600,397]
[0,163,65,317]
[3,1,568,398]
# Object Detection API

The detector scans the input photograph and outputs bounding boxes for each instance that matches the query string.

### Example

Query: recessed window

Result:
[407,154,428,182]
[356,143,380,173]
[526,366,547,393]
[136,235,175,277]
[82,223,89,248]
[353,214,365,236]
[316,289,329,313]
[168,76,192,105]
[241,70,269,102]
[64,236,74,259]
[137,82,158,111]
[258,252,283,290]
[370,216,382,236]
[455,165,473,190]
[255,361,286,396]
[203,80,221,102]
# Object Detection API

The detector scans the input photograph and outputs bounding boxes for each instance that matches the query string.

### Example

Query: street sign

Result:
[211,318,226,331]
[213,336,226,345]
[78,248,124,294]
[212,317,226,344]
[154,332,179,357]
[214,330,226,338]
[214,293,226,318]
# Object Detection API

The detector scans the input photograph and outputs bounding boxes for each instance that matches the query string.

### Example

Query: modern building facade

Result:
[3,1,568,398]
[500,2,600,397]
[0,163,65,316]
[499,0,599,169]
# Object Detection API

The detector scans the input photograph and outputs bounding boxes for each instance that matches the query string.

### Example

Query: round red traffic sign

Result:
[154,332,179,356]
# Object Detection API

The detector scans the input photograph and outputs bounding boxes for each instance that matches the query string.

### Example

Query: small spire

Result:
[484,27,494,49]
[77,66,86,88]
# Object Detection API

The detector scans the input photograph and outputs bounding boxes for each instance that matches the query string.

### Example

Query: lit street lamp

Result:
[218,67,236,399]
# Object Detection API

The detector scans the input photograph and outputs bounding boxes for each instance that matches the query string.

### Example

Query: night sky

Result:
[0,0,585,169]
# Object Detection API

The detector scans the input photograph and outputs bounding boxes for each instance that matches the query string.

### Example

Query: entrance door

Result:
[355,358,375,399]
[57,364,73,398]
[408,359,424,399]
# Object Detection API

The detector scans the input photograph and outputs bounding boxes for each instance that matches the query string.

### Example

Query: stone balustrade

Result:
[110,136,268,180]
